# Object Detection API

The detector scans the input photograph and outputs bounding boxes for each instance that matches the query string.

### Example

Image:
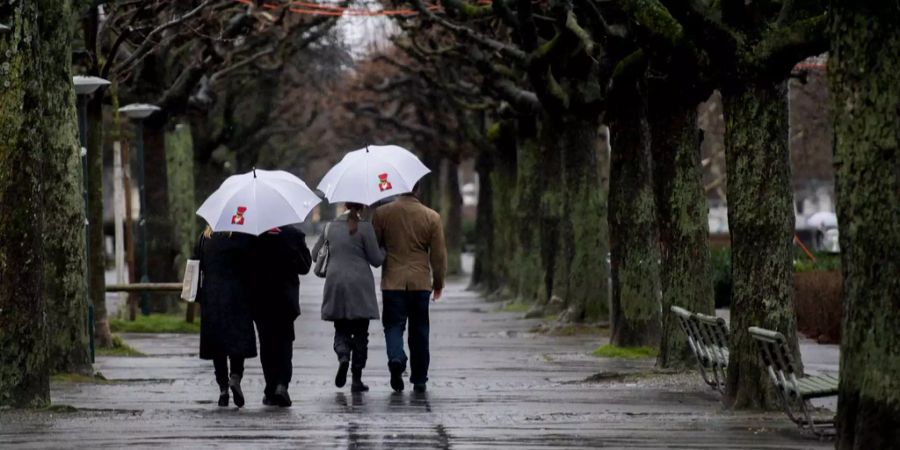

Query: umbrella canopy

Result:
[197,169,321,235]
[316,144,431,205]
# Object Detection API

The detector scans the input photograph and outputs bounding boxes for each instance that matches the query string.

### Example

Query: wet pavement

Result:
[2,256,836,449]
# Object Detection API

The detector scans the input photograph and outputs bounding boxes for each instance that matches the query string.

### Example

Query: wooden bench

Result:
[748,326,838,438]
[670,306,729,394]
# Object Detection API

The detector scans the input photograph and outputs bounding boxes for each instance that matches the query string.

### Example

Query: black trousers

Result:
[213,356,244,390]
[333,319,370,371]
[256,319,295,398]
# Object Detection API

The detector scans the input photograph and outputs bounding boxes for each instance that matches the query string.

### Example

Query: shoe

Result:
[229,374,244,408]
[335,360,349,388]
[413,383,427,393]
[388,361,405,392]
[218,389,229,407]
[262,395,276,406]
[273,384,292,407]
[351,369,369,392]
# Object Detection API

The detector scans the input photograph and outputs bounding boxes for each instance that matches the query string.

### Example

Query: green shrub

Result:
[794,252,841,272]
[110,314,200,334]
[710,247,732,308]
[462,218,477,250]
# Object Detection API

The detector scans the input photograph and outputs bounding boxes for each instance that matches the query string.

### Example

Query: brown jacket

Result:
[372,195,447,291]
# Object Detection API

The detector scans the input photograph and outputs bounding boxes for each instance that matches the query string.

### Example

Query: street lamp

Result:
[73,75,110,363]
[118,103,160,316]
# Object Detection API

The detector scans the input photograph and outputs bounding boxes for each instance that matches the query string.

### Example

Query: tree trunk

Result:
[441,159,464,276]
[649,92,714,368]
[1,0,81,407]
[38,3,92,373]
[471,148,494,289]
[86,94,112,348]
[722,81,801,409]
[543,117,609,321]
[143,119,179,312]
[166,124,197,284]
[479,120,519,294]
[609,87,663,346]
[512,120,547,303]
[419,151,442,210]
[829,2,900,446]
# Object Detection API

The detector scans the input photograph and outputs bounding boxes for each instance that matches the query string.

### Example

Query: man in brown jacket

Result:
[372,187,447,393]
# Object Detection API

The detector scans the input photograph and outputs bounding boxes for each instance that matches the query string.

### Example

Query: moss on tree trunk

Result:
[722,81,801,410]
[441,159,464,276]
[542,117,610,321]
[1,0,82,406]
[512,126,547,303]
[473,122,518,292]
[648,92,714,368]
[609,86,662,346]
[829,2,900,446]
[165,124,197,282]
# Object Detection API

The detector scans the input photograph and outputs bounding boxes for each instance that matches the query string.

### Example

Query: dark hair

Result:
[346,203,364,235]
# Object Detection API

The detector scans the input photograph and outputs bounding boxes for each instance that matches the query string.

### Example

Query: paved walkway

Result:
[2,256,836,449]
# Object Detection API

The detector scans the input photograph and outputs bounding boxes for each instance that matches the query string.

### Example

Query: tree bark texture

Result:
[511,125,547,303]
[722,81,801,409]
[542,117,610,321]
[441,159,464,277]
[829,2,900,447]
[471,148,494,290]
[1,0,83,406]
[648,93,715,368]
[484,121,519,294]
[87,95,112,348]
[142,119,178,312]
[609,90,663,347]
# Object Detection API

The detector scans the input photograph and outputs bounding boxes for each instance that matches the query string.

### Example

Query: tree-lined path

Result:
[1,257,836,449]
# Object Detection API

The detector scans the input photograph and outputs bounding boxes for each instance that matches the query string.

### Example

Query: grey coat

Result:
[312,216,385,321]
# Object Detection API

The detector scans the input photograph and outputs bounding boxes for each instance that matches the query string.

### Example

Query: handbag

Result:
[181,259,200,302]
[314,222,331,278]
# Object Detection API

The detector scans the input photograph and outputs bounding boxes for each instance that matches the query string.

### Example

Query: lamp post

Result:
[73,75,110,363]
[118,103,160,316]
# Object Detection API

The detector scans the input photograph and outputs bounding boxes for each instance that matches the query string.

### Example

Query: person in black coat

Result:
[252,224,312,407]
[194,227,258,408]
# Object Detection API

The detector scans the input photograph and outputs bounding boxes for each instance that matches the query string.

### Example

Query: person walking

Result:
[193,226,258,408]
[312,203,385,392]
[372,186,447,393]
[252,224,312,407]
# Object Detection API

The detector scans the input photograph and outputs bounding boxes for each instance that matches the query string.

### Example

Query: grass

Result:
[592,345,658,359]
[110,313,200,334]
[51,372,113,384]
[96,335,145,357]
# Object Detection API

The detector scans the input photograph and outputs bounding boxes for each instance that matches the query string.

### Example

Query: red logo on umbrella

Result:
[231,206,247,225]
[378,173,392,192]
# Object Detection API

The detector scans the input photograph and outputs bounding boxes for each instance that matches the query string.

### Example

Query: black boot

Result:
[273,384,292,407]
[388,360,405,392]
[351,369,369,392]
[335,359,349,388]
[229,374,244,408]
[218,388,229,407]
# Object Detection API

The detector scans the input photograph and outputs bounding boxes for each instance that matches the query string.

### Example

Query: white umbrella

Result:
[197,169,321,235]
[316,144,431,205]
[807,211,837,230]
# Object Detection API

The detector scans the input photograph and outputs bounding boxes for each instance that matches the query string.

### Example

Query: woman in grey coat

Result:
[312,203,385,392]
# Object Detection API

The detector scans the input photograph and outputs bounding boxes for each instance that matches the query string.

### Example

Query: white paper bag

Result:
[181,259,200,302]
